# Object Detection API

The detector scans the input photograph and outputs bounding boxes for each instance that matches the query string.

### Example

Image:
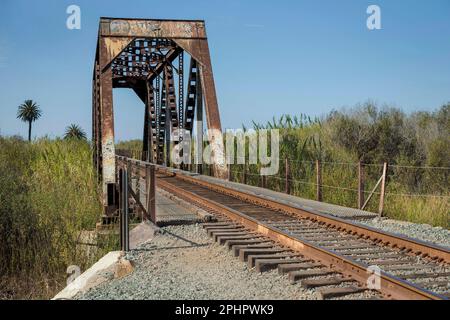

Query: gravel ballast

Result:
[74,189,448,300]
[74,220,447,300]
[76,224,319,300]
[355,218,450,248]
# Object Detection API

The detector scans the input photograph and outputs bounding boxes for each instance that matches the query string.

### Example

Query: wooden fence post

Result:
[358,161,365,209]
[378,162,388,216]
[316,160,322,202]
[285,158,291,194]
[260,171,266,188]
[243,161,247,185]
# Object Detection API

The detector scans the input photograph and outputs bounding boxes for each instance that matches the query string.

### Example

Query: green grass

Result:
[115,104,449,228]
[0,136,117,299]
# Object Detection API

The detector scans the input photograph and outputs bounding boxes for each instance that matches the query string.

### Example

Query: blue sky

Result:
[1,0,449,140]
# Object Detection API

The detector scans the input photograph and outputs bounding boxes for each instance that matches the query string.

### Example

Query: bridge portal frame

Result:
[92,18,226,215]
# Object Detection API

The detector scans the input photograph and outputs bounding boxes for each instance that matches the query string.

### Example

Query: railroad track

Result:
[156,168,450,300]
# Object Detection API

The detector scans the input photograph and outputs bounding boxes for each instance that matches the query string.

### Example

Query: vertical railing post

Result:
[358,161,365,209]
[316,159,322,202]
[146,164,156,223]
[120,166,129,252]
[285,158,291,194]
[227,163,231,181]
[118,167,123,249]
[378,162,388,216]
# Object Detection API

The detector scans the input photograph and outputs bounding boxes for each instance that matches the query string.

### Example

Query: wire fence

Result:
[225,158,449,227]
[117,148,449,227]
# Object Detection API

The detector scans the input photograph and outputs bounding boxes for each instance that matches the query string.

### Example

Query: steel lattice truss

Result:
[92,18,226,214]
[111,38,174,78]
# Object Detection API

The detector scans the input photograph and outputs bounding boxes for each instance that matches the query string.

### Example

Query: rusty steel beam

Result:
[184,59,197,133]
[153,76,160,163]
[178,51,184,144]
[92,61,101,179]
[164,64,179,129]
[99,18,207,39]
[158,77,167,164]
[99,37,116,213]
[142,92,151,162]
[142,82,155,162]
[147,47,182,83]
[195,67,203,174]
[173,38,227,179]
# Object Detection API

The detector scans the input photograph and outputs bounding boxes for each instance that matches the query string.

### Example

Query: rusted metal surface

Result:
[177,39,228,179]
[142,82,155,162]
[195,70,203,174]
[119,167,130,252]
[184,59,197,133]
[146,164,156,223]
[93,18,227,215]
[103,37,134,64]
[100,18,207,39]
[99,37,116,211]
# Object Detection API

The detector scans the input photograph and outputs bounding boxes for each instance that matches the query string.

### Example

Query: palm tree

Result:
[64,124,87,140]
[17,100,42,141]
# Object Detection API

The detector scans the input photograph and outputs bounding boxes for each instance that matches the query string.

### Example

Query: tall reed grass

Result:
[116,104,449,228]
[0,137,115,299]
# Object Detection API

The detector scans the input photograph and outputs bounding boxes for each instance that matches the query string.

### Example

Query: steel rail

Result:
[157,175,447,300]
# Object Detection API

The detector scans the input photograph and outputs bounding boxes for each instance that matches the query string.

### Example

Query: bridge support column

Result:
[99,39,116,214]
[174,38,227,179]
